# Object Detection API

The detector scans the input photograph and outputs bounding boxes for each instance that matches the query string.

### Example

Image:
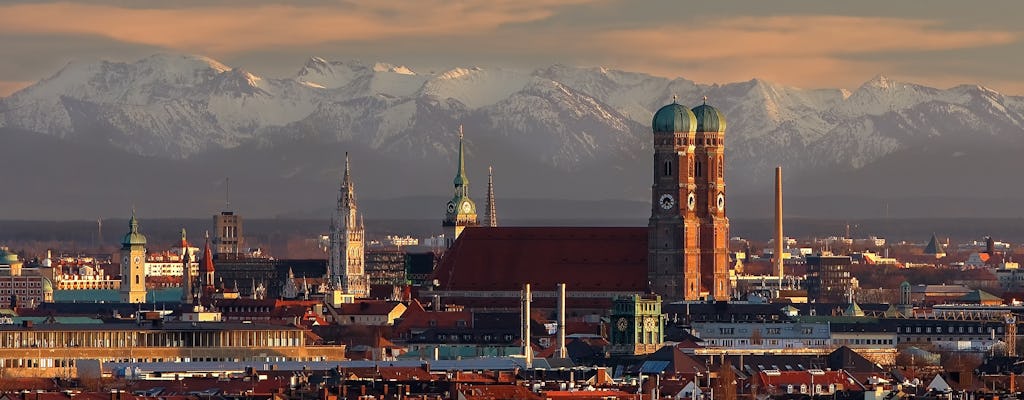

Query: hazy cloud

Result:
[0,1,593,53]
[1,3,1023,94]
[0,81,31,97]
[594,16,1018,88]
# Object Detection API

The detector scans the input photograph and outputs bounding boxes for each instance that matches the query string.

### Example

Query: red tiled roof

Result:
[434,227,647,292]
[756,370,865,391]
[460,385,542,400]
[200,238,214,273]
[543,390,640,399]
[393,299,473,336]
[334,300,403,315]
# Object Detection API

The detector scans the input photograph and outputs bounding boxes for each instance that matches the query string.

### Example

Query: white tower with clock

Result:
[119,211,148,304]
[442,125,478,248]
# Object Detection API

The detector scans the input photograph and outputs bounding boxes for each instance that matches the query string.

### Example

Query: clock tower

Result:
[648,99,702,300]
[608,294,664,355]
[119,211,148,304]
[443,125,478,247]
[692,99,731,301]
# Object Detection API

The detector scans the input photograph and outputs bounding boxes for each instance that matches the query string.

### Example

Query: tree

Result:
[715,361,738,400]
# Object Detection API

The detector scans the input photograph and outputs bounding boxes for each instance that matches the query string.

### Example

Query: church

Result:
[427,98,732,309]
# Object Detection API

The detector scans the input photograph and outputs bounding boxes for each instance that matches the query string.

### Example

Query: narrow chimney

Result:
[775,167,784,288]
[522,283,533,367]
[556,283,567,358]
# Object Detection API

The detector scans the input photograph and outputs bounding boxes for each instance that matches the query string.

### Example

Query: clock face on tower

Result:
[645,317,657,330]
[461,201,472,213]
[687,193,696,211]
[447,201,456,213]
[123,256,129,265]
[659,194,675,210]
[716,193,725,211]
[616,317,628,332]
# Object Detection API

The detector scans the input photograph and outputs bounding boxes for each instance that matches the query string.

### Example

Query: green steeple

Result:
[121,209,148,247]
[445,125,477,217]
[453,125,469,192]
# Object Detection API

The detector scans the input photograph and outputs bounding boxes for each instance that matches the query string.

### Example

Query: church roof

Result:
[958,289,1002,304]
[433,227,647,292]
[924,233,944,255]
[200,236,214,273]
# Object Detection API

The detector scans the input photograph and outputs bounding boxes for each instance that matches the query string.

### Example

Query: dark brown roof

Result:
[433,227,647,292]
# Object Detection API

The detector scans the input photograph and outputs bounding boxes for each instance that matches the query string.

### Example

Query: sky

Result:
[2,0,1023,97]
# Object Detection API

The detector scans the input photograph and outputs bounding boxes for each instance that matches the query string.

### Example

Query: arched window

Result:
[135,275,140,285]
[696,162,703,178]
[664,160,672,176]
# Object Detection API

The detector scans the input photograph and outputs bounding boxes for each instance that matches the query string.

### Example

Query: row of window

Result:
[897,325,1000,334]
[655,138,724,146]
[0,282,40,287]
[0,290,42,295]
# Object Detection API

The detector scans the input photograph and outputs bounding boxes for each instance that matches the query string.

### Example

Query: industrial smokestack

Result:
[522,283,533,368]
[556,283,567,358]
[774,167,784,287]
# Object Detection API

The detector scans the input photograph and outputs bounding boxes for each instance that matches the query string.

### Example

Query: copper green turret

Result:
[443,125,478,247]
[121,210,147,248]
[454,125,469,195]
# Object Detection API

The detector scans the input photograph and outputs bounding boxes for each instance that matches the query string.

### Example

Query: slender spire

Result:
[454,125,469,193]
[129,208,138,232]
[484,166,497,227]
[340,152,356,211]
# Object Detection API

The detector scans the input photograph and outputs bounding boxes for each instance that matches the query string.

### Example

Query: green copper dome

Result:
[692,103,727,133]
[652,102,696,134]
[41,277,53,294]
[0,248,18,265]
[121,213,147,247]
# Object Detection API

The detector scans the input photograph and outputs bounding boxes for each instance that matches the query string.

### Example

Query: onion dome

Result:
[652,98,697,134]
[691,99,727,133]
[121,212,147,247]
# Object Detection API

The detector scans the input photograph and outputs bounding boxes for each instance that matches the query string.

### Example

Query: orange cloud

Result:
[0,1,593,53]
[0,81,32,97]
[594,16,1018,89]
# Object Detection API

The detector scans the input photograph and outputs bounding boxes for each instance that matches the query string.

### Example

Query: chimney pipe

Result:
[522,283,533,368]
[556,283,567,358]
[774,166,784,289]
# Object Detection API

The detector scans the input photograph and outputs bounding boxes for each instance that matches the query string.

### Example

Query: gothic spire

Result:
[340,152,356,211]
[484,166,497,227]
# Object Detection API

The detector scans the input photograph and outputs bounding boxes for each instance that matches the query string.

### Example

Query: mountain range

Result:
[2,53,1024,221]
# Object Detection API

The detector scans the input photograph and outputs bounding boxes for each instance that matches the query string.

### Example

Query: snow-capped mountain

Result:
[2,53,1024,219]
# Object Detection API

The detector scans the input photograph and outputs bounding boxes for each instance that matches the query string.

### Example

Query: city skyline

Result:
[2,0,1024,96]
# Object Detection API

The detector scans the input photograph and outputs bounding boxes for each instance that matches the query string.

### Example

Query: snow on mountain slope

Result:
[422,67,531,109]
[294,57,368,90]
[3,52,1024,196]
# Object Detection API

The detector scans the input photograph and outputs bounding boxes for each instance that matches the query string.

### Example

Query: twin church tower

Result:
[648,98,731,301]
